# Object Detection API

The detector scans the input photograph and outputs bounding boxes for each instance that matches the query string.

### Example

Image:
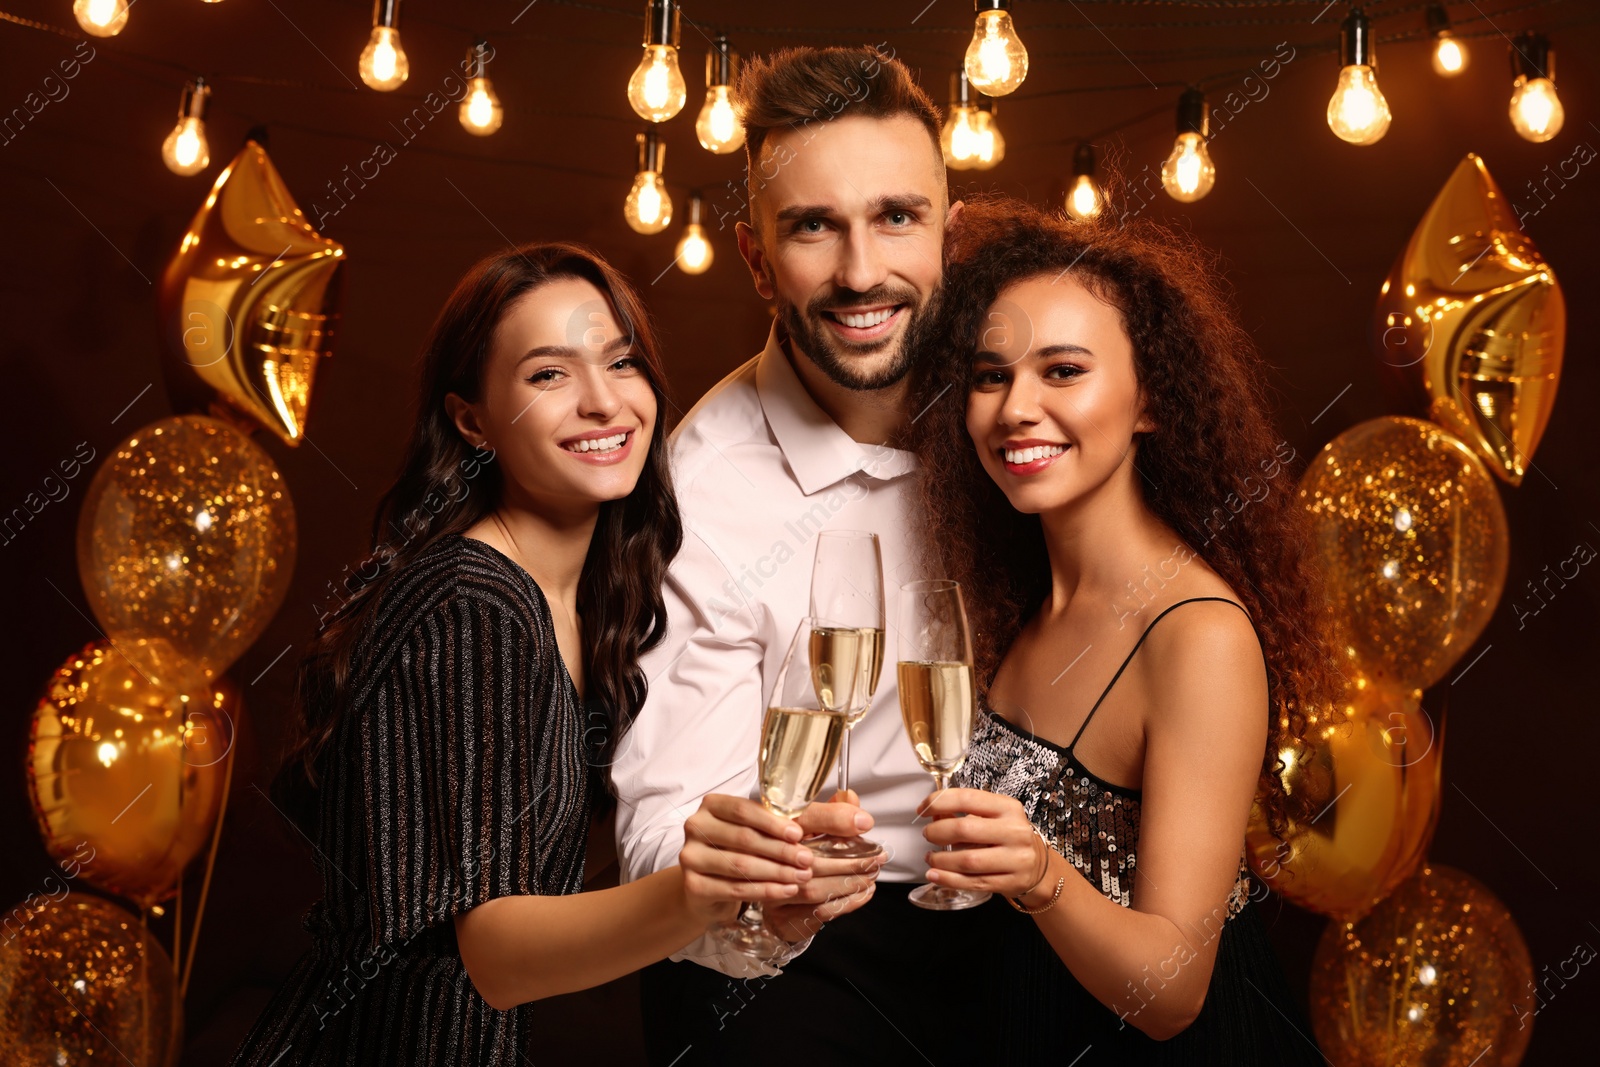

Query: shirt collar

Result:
[755,321,917,496]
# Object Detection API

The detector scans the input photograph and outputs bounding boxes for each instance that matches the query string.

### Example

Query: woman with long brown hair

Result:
[231,244,815,1066]
[908,198,1333,1063]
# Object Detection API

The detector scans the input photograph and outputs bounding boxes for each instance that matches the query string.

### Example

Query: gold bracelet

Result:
[1014,828,1052,899]
[1010,874,1066,915]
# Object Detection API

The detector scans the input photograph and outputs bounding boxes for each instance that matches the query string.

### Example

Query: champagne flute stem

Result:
[838,726,852,796]
[735,900,765,930]
[932,771,954,862]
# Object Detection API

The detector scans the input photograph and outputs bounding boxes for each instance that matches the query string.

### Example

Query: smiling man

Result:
[611,46,998,1067]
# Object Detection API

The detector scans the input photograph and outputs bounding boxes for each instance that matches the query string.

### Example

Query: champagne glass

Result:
[806,530,887,861]
[710,616,850,960]
[897,579,991,911]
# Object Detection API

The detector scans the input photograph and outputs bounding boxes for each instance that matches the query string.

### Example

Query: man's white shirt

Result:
[612,323,937,976]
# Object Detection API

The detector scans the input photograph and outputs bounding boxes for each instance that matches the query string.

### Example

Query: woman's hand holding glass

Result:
[678,793,815,928]
[918,787,1057,903]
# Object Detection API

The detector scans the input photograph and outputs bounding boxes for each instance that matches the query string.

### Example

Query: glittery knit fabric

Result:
[951,597,1323,1065]
[230,535,592,1067]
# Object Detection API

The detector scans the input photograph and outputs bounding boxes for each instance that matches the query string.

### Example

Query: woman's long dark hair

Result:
[910,196,1337,837]
[275,243,682,826]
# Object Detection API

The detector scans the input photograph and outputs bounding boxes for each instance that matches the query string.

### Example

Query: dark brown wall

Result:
[2,2,1595,1062]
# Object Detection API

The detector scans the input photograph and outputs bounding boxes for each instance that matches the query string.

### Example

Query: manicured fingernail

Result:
[854,812,873,831]
[795,868,813,882]
[925,870,940,883]
[794,849,813,867]
[784,824,803,842]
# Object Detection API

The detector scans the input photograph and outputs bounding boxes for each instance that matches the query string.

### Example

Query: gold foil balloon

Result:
[0,892,180,1066]
[27,641,239,909]
[1248,671,1440,921]
[160,138,345,446]
[1372,153,1564,485]
[1301,416,1508,690]
[78,414,296,680]
[1311,864,1534,1067]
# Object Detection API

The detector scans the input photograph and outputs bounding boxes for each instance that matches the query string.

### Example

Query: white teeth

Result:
[835,308,893,329]
[1003,444,1067,465]
[564,433,627,454]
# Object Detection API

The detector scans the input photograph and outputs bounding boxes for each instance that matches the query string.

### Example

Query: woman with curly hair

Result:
[907,196,1334,1064]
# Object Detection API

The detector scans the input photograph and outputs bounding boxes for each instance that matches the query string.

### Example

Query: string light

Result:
[965,0,1029,97]
[1327,7,1392,145]
[72,0,127,37]
[973,97,1004,169]
[942,69,984,170]
[696,35,744,154]
[625,129,673,234]
[459,40,503,135]
[161,78,211,176]
[1427,4,1468,76]
[628,0,686,123]
[1064,144,1104,220]
[1509,31,1564,142]
[359,0,409,92]
[676,193,712,274]
[1161,88,1215,202]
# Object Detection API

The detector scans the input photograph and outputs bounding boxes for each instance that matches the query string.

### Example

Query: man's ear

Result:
[735,220,776,301]
[946,198,965,232]
[445,392,489,450]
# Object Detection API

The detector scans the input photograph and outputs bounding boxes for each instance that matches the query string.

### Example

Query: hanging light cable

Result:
[459,39,503,135]
[1508,31,1564,142]
[1427,4,1468,76]
[73,0,127,36]
[1161,88,1215,202]
[359,0,410,91]
[965,0,1028,96]
[628,0,687,123]
[676,193,713,274]
[696,35,744,154]
[1327,6,1392,145]
[625,129,673,235]
[161,77,211,176]
[1064,144,1104,220]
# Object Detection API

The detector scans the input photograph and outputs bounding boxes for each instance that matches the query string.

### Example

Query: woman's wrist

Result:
[1017,851,1065,910]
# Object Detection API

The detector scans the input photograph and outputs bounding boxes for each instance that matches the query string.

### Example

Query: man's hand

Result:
[765,790,887,942]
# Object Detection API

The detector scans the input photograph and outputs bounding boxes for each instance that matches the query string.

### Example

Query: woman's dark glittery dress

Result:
[953,598,1324,1066]
[230,535,594,1066]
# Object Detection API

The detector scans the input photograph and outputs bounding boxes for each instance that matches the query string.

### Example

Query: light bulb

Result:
[676,224,712,273]
[73,0,127,37]
[1161,132,1215,202]
[629,44,687,122]
[973,109,1004,169]
[1432,34,1468,76]
[964,6,1028,96]
[460,77,503,135]
[942,106,982,169]
[162,80,211,176]
[625,171,672,234]
[1327,65,1391,144]
[360,25,409,91]
[1509,75,1564,142]
[696,85,744,153]
[1065,174,1103,220]
[162,117,209,175]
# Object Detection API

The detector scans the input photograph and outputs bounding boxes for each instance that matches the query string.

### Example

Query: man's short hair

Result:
[736,46,943,192]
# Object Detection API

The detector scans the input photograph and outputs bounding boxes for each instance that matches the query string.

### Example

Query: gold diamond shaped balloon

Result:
[1372,153,1564,485]
[159,139,345,447]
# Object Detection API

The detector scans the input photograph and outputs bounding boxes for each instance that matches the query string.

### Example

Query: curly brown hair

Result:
[908,195,1337,837]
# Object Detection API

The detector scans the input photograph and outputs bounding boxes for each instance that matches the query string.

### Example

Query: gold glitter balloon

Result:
[77,414,296,681]
[1300,416,1508,690]
[1311,864,1534,1067]
[159,139,345,446]
[0,892,180,1066]
[1247,670,1440,921]
[1372,153,1564,485]
[27,641,238,908]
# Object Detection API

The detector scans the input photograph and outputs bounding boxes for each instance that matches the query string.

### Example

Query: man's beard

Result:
[778,283,937,392]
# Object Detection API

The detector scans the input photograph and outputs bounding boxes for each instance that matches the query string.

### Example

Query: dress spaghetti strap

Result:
[1065,596,1252,753]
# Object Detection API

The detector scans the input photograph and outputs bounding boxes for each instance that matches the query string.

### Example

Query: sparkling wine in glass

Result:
[806,530,886,861]
[897,579,991,911]
[711,617,849,959]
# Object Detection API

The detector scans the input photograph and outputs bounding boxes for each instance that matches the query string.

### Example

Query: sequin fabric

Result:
[955,707,1252,920]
